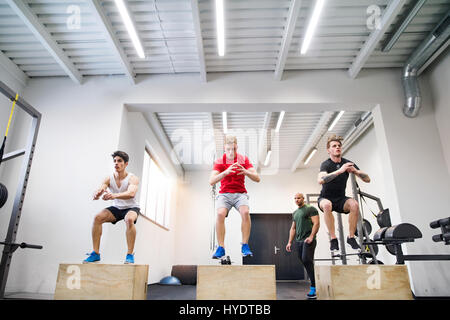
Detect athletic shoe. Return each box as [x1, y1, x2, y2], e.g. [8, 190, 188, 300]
[330, 238, 339, 251]
[124, 253, 135, 264]
[347, 236, 360, 250]
[241, 243, 253, 257]
[306, 287, 317, 300]
[212, 246, 225, 259]
[83, 251, 100, 263]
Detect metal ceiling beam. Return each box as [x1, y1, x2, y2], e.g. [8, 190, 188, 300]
[381, 0, 427, 52]
[146, 112, 185, 177]
[207, 112, 220, 158]
[86, 0, 136, 84]
[348, 0, 406, 79]
[342, 112, 374, 155]
[274, 0, 302, 81]
[256, 112, 272, 169]
[418, 37, 450, 75]
[5, 0, 83, 84]
[0, 51, 28, 87]
[191, 0, 207, 82]
[290, 111, 333, 172]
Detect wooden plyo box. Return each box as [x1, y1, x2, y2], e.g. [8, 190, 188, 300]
[315, 265, 413, 300]
[196, 265, 276, 300]
[54, 263, 149, 300]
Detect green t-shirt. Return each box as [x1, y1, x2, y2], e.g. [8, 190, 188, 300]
[292, 204, 319, 241]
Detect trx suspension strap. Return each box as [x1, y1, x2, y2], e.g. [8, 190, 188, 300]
[0, 93, 18, 166]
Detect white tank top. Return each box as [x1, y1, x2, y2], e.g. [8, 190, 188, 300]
[109, 172, 139, 209]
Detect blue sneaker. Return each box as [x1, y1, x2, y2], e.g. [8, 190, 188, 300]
[212, 246, 225, 259]
[83, 251, 100, 263]
[124, 253, 134, 264]
[241, 243, 253, 257]
[307, 286, 317, 299]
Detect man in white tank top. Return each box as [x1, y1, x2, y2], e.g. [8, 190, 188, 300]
[83, 151, 140, 264]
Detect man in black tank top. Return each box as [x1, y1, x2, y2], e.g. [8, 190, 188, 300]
[317, 135, 371, 251]
[83, 151, 141, 264]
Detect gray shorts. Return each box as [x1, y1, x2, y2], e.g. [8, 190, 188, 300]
[216, 193, 249, 214]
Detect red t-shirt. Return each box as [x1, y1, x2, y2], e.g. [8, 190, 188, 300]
[213, 153, 254, 194]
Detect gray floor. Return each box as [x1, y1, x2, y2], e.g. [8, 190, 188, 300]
[3, 281, 310, 300]
[147, 281, 311, 300]
[3, 292, 54, 300]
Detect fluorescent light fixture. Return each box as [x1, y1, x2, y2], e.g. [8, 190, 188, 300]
[328, 111, 345, 131]
[301, 0, 325, 55]
[222, 111, 227, 134]
[216, 0, 225, 56]
[304, 148, 317, 165]
[275, 111, 285, 133]
[114, 0, 145, 59]
[264, 150, 272, 166]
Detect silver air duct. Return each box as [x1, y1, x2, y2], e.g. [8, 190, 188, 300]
[402, 10, 450, 118]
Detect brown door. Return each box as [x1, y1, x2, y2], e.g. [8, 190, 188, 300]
[243, 213, 305, 280]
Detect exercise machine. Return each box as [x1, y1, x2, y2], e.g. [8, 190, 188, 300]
[364, 217, 450, 264]
[0, 80, 42, 299]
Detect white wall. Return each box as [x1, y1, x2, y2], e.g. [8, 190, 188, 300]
[373, 84, 450, 296]
[0, 67, 448, 296]
[426, 48, 450, 174]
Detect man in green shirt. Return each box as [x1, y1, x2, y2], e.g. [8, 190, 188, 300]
[286, 193, 320, 299]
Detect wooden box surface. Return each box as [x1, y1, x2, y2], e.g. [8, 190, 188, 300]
[54, 263, 149, 300]
[315, 265, 413, 300]
[196, 265, 276, 300]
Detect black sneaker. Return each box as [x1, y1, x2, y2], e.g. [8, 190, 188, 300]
[330, 238, 339, 251]
[347, 236, 360, 249]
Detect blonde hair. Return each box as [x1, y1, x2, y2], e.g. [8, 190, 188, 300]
[326, 134, 343, 149]
[224, 135, 237, 145]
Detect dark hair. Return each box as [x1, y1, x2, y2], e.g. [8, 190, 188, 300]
[326, 134, 343, 149]
[111, 151, 129, 163]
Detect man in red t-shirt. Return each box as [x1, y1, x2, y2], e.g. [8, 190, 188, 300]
[209, 135, 261, 259]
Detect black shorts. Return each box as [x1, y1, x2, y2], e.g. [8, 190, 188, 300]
[317, 196, 352, 214]
[105, 206, 140, 225]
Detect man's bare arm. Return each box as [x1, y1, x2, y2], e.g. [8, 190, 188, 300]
[209, 163, 239, 186]
[244, 167, 260, 183]
[309, 215, 320, 239]
[355, 170, 370, 183]
[288, 221, 296, 245]
[318, 162, 354, 185]
[93, 176, 110, 200]
[286, 221, 296, 252]
[209, 170, 226, 186]
[318, 171, 339, 184]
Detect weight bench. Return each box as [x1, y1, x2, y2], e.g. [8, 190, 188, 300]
[365, 221, 450, 264]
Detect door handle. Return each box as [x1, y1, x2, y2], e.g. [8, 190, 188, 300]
[274, 246, 280, 254]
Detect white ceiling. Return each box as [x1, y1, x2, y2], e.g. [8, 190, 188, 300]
[0, 0, 447, 173]
[0, 0, 448, 84]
